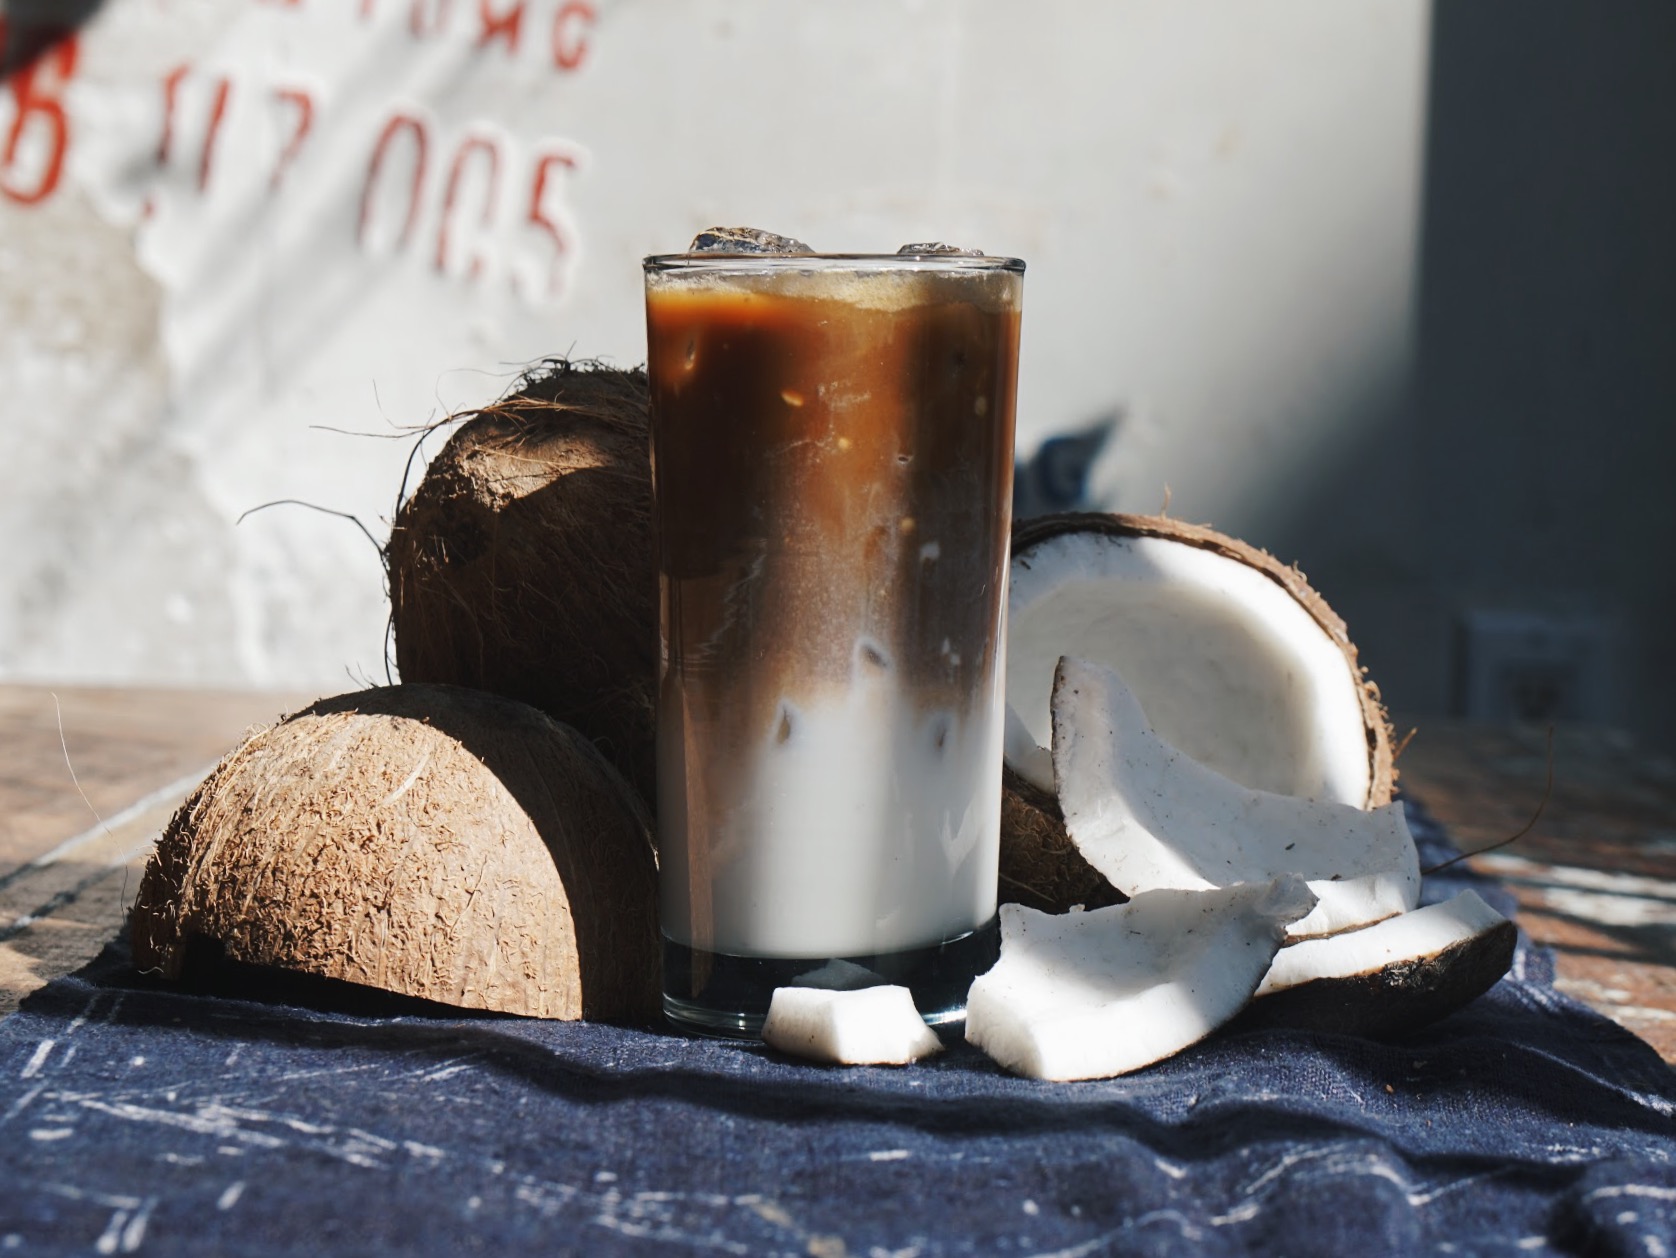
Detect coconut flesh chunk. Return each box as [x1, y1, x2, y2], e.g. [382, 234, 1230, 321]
[762, 986, 943, 1065]
[1052, 656, 1420, 940]
[966, 877, 1317, 1081]
[1008, 524, 1381, 806]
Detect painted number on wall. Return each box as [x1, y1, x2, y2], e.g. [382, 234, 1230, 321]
[358, 114, 583, 298]
[0, 20, 80, 206]
[3, 3, 592, 301]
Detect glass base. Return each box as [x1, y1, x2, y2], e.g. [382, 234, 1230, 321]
[662, 918, 1001, 1039]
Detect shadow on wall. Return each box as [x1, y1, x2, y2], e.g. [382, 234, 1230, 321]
[0, 1, 103, 78]
[1244, 0, 1676, 755]
[1013, 413, 1121, 521]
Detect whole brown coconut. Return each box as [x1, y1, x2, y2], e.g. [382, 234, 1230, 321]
[1000, 512, 1397, 915]
[130, 684, 661, 1023]
[386, 361, 656, 802]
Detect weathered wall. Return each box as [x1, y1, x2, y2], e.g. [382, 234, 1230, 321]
[4, 3, 1440, 709]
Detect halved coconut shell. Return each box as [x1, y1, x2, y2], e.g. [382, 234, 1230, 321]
[1001, 512, 1396, 913]
[130, 684, 661, 1022]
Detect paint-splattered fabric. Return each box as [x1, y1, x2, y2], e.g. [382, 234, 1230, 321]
[1, 803, 1672, 1256]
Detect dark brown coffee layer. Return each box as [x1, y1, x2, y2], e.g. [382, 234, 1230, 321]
[647, 271, 1018, 730]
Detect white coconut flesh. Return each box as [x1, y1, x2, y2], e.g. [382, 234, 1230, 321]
[1008, 531, 1372, 804]
[761, 986, 943, 1065]
[1256, 890, 1510, 997]
[1052, 656, 1420, 940]
[965, 877, 1317, 1081]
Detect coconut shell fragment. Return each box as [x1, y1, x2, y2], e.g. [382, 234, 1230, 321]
[130, 684, 661, 1023]
[386, 361, 657, 802]
[1234, 890, 1518, 1039]
[1234, 923, 1518, 1039]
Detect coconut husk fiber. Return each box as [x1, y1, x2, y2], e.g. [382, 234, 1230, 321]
[999, 512, 1398, 916]
[386, 360, 657, 803]
[129, 683, 661, 1023]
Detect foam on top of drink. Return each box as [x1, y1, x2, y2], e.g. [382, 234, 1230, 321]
[648, 259, 1022, 315]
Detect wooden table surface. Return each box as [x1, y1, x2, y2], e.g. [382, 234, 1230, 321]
[3, 684, 1673, 1063]
[0, 685, 310, 1014]
[1390, 714, 1676, 1062]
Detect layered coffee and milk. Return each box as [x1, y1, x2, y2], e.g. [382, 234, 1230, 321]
[646, 255, 1022, 977]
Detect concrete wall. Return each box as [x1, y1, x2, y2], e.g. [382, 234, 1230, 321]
[27, 2, 1667, 755]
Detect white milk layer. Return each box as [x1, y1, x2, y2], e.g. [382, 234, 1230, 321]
[659, 657, 1003, 960]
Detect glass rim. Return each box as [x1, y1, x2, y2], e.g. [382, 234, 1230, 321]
[643, 251, 1025, 275]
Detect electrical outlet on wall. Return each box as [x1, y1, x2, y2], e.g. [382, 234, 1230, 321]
[1454, 610, 1615, 725]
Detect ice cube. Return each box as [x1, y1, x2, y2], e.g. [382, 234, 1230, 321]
[896, 242, 984, 256]
[688, 227, 814, 254]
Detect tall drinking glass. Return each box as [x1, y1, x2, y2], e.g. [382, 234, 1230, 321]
[644, 251, 1024, 1037]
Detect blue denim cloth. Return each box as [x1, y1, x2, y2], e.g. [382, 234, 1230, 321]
[1, 802, 1671, 1256]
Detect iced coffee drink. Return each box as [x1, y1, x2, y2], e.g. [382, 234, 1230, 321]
[644, 248, 1023, 1036]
